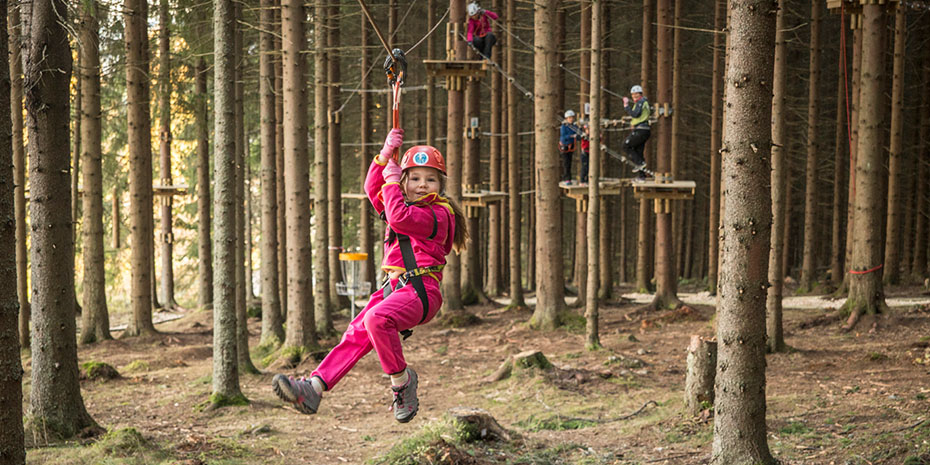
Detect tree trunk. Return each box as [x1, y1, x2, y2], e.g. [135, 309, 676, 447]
[711, 2, 777, 462]
[883, 4, 905, 285]
[844, 4, 887, 330]
[636, 0, 653, 294]
[573, 0, 591, 309]
[196, 58, 213, 309]
[72, 48, 81, 247]
[25, 0, 99, 437]
[913, 44, 930, 279]
[707, 0, 724, 294]
[841, 28, 862, 295]
[282, 0, 315, 350]
[260, 0, 283, 345]
[312, 1, 331, 335]
[487, 2, 503, 297]
[10, 1, 29, 348]
[158, 0, 177, 309]
[799, 0, 821, 292]
[274, 0, 287, 319]
[441, 0, 466, 313]
[0, 0, 25, 458]
[213, 0, 244, 403]
[79, 0, 111, 345]
[233, 5, 257, 375]
[359, 13, 374, 289]
[506, 0, 525, 309]
[650, 0, 680, 311]
[684, 335, 716, 416]
[326, 0, 347, 323]
[462, 75, 485, 305]
[765, 0, 787, 353]
[585, 0, 603, 350]
[830, 59, 846, 288]
[671, 0, 682, 278]
[530, 0, 566, 330]
[124, 0, 156, 336]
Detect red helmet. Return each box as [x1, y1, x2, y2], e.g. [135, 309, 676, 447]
[400, 145, 446, 175]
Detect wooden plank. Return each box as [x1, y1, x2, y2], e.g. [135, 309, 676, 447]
[342, 192, 368, 200]
[423, 59, 489, 78]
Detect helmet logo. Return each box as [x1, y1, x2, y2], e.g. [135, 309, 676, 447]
[413, 152, 429, 165]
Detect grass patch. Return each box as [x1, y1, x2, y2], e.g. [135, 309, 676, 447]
[867, 351, 888, 362]
[514, 413, 598, 432]
[367, 416, 484, 465]
[779, 421, 811, 435]
[252, 339, 281, 368]
[559, 311, 587, 334]
[26, 428, 172, 465]
[123, 360, 150, 373]
[434, 345, 448, 356]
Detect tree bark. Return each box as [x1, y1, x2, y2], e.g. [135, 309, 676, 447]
[274, 0, 287, 319]
[573, 0, 591, 309]
[913, 44, 930, 279]
[25, 0, 98, 436]
[312, 1, 331, 335]
[233, 4, 257, 375]
[487, 1, 503, 297]
[359, 13, 374, 288]
[10, 1, 28, 348]
[883, 4, 905, 285]
[79, 0, 111, 344]
[585, 0, 602, 350]
[442, 0, 466, 312]
[636, 0, 653, 294]
[685, 335, 716, 416]
[326, 0, 347, 323]
[213, 0, 244, 403]
[506, 0, 525, 309]
[765, 0, 787, 353]
[670, 0, 682, 278]
[72, 48, 81, 248]
[283, 0, 315, 350]
[712, 1, 777, 463]
[124, 0, 156, 336]
[196, 58, 213, 309]
[843, 4, 887, 329]
[799, 0, 821, 292]
[260, 0, 283, 345]
[841, 28, 862, 295]
[158, 0, 177, 309]
[530, 0, 566, 330]
[707, 0, 724, 294]
[462, 75, 485, 305]
[649, 0, 680, 311]
[0, 0, 25, 458]
[830, 58, 846, 288]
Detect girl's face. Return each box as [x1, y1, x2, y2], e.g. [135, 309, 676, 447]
[403, 167, 442, 199]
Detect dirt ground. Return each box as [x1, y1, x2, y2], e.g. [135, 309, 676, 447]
[21, 284, 930, 464]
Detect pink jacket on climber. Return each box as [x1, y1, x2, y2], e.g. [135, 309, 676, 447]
[466, 10, 498, 42]
[365, 157, 455, 280]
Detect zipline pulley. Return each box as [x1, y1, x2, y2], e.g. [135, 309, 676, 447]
[383, 48, 407, 88]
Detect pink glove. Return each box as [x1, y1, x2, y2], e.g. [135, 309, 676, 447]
[622, 96, 630, 106]
[379, 128, 405, 162]
[383, 159, 402, 183]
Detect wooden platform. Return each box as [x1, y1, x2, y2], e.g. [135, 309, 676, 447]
[560, 178, 627, 212]
[462, 190, 507, 208]
[152, 185, 189, 196]
[631, 179, 696, 201]
[423, 60, 488, 78]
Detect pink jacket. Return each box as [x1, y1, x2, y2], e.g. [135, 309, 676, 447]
[466, 10, 498, 42]
[365, 158, 455, 280]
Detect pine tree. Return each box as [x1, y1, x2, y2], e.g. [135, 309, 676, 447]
[312, 0, 331, 336]
[10, 0, 29, 349]
[799, 0, 821, 292]
[766, 0, 787, 353]
[196, 56, 213, 309]
[260, 0, 283, 345]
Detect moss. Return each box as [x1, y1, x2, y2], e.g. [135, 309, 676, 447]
[514, 414, 597, 432]
[439, 310, 481, 328]
[123, 360, 150, 373]
[246, 304, 262, 319]
[558, 311, 586, 334]
[461, 285, 479, 306]
[209, 392, 250, 408]
[253, 338, 281, 368]
[80, 361, 120, 380]
[367, 416, 483, 465]
[95, 428, 148, 456]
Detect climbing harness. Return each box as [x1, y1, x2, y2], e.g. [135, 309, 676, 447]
[380, 204, 442, 340]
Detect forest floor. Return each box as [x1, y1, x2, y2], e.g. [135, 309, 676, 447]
[20, 283, 930, 465]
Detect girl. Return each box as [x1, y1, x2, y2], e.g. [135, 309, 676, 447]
[272, 129, 467, 424]
[466, 2, 498, 59]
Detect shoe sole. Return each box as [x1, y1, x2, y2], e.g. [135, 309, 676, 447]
[396, 407, 418, 423]
[272, 374, 316, 414]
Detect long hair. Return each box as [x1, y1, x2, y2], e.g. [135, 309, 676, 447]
[400, 171, 469, 254]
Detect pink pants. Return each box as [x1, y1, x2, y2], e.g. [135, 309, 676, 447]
[311, 278, 442, 390]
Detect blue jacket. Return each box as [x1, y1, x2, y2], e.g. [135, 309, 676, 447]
[559, 123, 579, 151]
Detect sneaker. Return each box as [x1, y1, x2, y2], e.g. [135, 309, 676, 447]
[391, 368, 419, 423]
[632, 172, 648, 184]
[272, 374, 321, 414]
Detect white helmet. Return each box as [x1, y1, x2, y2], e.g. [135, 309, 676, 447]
[630, 85, 643, 94]
[564, 109, 576, 118]
[467, 2, 480, 16]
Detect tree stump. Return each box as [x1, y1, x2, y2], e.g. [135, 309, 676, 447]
[448, 407, 512, 441]
[484, 351, 552, 383]
[684, 335, 716, 416]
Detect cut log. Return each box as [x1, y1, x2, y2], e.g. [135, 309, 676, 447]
[484, 355, 514, 383]
[684, 335, 716, 416]
[448, 407, 512, 441]
[512, 350, 552, 371]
